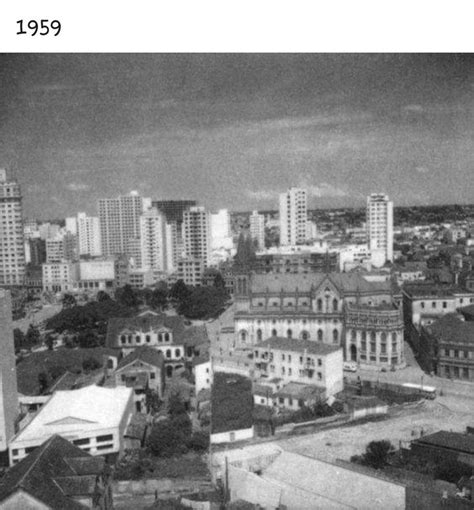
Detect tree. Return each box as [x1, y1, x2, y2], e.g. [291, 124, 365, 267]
[145, 389, 162, 414]
[13, 328, 25, 353]
[150, 288, 168, 311]
[96, 290, 111, 302]
[168, 392, 188, 418]
[146, 419, 189, 457]
[38, 372, 49, 394]
[169, 279, 190, 303]
[44, 334, 55, 351]
[82, 356, 102, 372]
[178, 286, 228, 320]
[213, 272, 226, 290]
[78, 329, 99, 349]
[361, 440, 394, 469]
[25, 324, 41, 349]
[186, 431, 210, 451]
[62, 293, 77, 309]
[115, 285, 139, 308]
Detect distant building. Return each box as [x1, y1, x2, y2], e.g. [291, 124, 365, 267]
[9, 385, 134, 465]
[46, 232, 77, 263]
[42, 261, 79, 293]
[98, 191, 145, 257]
[235, 272, 405, 369]
[176, 257, 205, 286]
[75, 258, 116, 293]
[151, 199, 197, 228]
[139, 207, 174, 273]
[0, 434, 114, 509]
[366, 193, 393, 266]
[76, 212, 102, 257]
[183, 206, 211, 266]
[28, 237, 46, 266]
[279, 187, 307, 246]
[193, 354, 212, 396]
[0, 169, 25, 286]
[249, 210, 265, 251]
[210, 209, 233, 250]
[0, 290, 19, 457]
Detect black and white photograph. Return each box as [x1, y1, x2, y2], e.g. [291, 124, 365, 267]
[1, 47, 474, 510]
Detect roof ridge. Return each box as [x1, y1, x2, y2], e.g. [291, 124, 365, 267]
[15, 434, 58, 489]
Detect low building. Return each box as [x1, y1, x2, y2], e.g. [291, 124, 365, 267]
[105, 345, 165, 412]
[106, 310, 207, 377]
[42, 262, 79, 293]
[253, 336, 343, 398]
[0, 434, 113, 509]
[193, 354, 212, 396]
[420, 314, 474, 380]
[176, 257, 205, 286]
[9, 385, 134, 465]
[410, 430, 474, 468]
[74, 258, 116, 294]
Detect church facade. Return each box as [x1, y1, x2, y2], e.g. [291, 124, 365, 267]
[234, 272, 405, 369]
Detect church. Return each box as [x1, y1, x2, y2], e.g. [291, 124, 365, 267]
[234, 272, 405, 369]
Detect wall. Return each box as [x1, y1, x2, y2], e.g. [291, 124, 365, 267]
[210, 426, 254, 445]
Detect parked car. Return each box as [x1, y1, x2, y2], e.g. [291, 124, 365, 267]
[343, 361, 357, 372]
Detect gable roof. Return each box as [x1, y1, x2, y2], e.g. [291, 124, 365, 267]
[249, 272, 396, 296]
[116, 345, 164, 371]
[0, 435, 105, 509]
[414, 430, 474, 454]
[106, 313, 187, 348]
[257, 336, 341, 356]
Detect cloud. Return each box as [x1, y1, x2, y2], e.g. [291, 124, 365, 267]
[415, 166, 431, 174]
[65, 182, 91, 192]
[245, 189, 277, 201]
[306, 183, 349, 198]
[403, 104, 424, 113]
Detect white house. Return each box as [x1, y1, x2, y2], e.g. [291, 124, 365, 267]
[9, 385, 134, 465]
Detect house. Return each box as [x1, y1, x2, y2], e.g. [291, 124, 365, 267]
[410, 430, 474, 468]
[105, 310, 208, 377]
[9, 385, 134, 465]
[253, 336, 343, 398]
[0, 434, 113, 509]
[193, 353, 212, 396]
[210, 372, 254, 445]
[105, 345, 165, 412]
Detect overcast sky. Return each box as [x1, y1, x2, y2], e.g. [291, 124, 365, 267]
[0, 54, 473, 219]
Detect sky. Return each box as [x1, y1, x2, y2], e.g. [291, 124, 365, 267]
[0, 53, 473, 219]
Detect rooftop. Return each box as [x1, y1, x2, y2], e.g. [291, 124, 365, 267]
[11, 385, 133, 445]
[425, 314, 474, 345]
[257, 336, 341, 356]
[274, 382, 324, 400]
[0, 435, 106, 510]
[116, 344, 164, 370]
[413, 430, 474, 454]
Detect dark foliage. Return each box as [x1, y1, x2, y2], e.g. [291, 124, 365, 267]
[186, 431, 210, 451]
[433, 458, 472, 483]
[82, 356, 102, 372]
[211, 372, 253, 434]
[62, 293, 77, 309]
[353, 440, 394, 469]
[178, 286, 228, 320]
[13, 328, 26, 353]
[38, 371, 49, 394]
[169, 279, 190, 302]
[115, 284, 139, 308]
[96, 290, 111, 302]
[234, 233, 256, 267]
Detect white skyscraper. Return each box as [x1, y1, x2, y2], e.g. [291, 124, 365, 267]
[249, 210, 265, 251]
[279, 187, 308, 246]
[210, 209, 233, 250]
[139, 208, 175, 273]
[366, 193, 393, 265]
[77, 213, 102, 257]
[98, 191, 145, 257]
[0, 169, 25, 286]
[183, 206, 211, 266]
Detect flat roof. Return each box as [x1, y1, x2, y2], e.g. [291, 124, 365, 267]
[11, 385, 133, 445]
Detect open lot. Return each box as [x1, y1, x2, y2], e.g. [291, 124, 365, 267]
[277, 395, 474, 463]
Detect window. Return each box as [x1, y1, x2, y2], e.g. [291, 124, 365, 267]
[318, 358, 322, 366]
[25, 447, 38, 454]
[120, 335, 126, 344]
[288, 368, 292, 376]
[281, 367, 285, 375]
[299, 356, 303, 364]
[175, 348, 181, 357]
[370, 331, 376, 353]
[272, 329, 277, 337]
[150, 372, 156, 379]
[229, 432, 236, 442]
[317, 329, 323, 342]
[442, 301, 447, 309]
[301, 330, 309, 340]
[136, 335, 141, 343]
[73, 438, 90, 446]
[317, 299, 323, 311]
[351, 330, 356, 342]
[97, 444, 113, 451]
[96, 434, 113, 442]
[164, 332, 170, 342]
[282, 354, 285, 361]
[166, 349, 171, 359]
[287, 329, 293, 339]
[288, 355, 292, 363]
[420, 302, 425, 309]
[380, 332, 387, 354]
[432, 301, 436, 308]
[146, 335, 151, 343]
[317, 372, 322, 380]
[256, 329, 262, 341]
[332, 298, 338, 312]
[333, 329, 338, 344]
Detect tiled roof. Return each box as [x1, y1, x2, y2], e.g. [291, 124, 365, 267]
[257, 336, 341, 356]
[0, 435, 104, 509]
[414, 430, 474, 454]
[426, 314, 474, 345]
[116, 345, 164, 370]
[106, 313, 186, 347]
[274, 382, 324, 399]
[249, 272, 395, 295]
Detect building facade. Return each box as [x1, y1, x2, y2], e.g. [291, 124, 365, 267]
[0, 169, 25, 286]
[279, 187, 307, 246]
[249, 210, 265, 251]
[77, 212, 102, 257]
[139, 207, 174, 273]
[98, 191, 145, 257]
[0, 290, 19, 455]
[182, 206, 211, 266]
[234, 272, 405, 369]
[366, 193, 393, 265]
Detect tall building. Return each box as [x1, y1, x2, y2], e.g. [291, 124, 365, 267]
[139, 208, 174, 273]
[151, 200, 197, 227]
[366, 193, 393, 265]
[98, 191, 144, 257]
[0, 289, 19, 454]
[183, 206, 211, 266]
[279, 187, 308, 246]
[249, 210, 265, 251]
[45, 233, 77, 263]
[0, 169, 25, 286]
[210, 209, 233, 250]
[76, 212, 101, 257]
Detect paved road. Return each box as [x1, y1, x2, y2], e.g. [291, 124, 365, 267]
[12, 304, 62, 333]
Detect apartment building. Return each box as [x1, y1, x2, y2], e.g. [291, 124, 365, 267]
[279, 187, 307, 246]
[367, 193, 393, 265]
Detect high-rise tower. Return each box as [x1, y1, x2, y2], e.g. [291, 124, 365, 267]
[0, 169, 25, 286]
[366, 193, 393, 265]
[279, 187, 308, 246]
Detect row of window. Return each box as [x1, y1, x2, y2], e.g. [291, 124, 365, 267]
[245, 328, 339, 343]
[120, 332, 171, 344]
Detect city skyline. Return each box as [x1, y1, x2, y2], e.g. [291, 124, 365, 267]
[1, 53, 474, 218]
